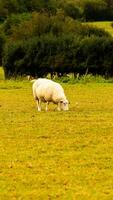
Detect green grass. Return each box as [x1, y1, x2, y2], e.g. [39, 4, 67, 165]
[84, 21, 113, 37]
[0, 68, 113, 199]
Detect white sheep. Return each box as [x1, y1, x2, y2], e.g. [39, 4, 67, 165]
[32, 78, 69, 111]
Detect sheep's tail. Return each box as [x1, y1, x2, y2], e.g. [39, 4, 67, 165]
[30, 79, 37, 83]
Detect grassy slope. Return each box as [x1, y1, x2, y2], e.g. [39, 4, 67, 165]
[0, 68, 113, 199]
[85, 21, 113, 37]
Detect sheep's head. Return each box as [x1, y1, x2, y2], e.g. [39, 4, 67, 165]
[60, 99, 69, 111]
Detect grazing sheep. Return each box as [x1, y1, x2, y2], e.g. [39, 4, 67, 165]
[32, 78, 69, 111]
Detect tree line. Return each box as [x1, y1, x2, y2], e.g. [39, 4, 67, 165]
[0, 0, 113, 22]
[0, 0, 113, 78]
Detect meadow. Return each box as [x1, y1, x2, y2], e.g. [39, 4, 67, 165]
[85, 21, 113, 37]
[0, 68, 113, 199]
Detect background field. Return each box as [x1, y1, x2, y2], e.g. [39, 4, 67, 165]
[0, 68, 113, 199]
[85, 21, 113, 37]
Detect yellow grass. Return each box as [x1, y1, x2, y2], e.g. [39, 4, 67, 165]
[85, 21, 113, 37]
[0, 68, 113, 199]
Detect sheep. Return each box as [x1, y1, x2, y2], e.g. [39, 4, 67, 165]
[32, 78, 69, 111]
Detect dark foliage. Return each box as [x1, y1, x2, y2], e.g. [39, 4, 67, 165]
[3, 33, 113, 78]
[1, 0, 113, 78]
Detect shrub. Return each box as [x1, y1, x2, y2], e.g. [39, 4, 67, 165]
[3, 41, 26, 78]
[3, 13, 31, 35]
[2, 10, 113, 79]
[0, 30, 6, 65]
[75, 36, 113, 76]
[63, 3, 82, 19]
[83, 0, 113, 21]
[3, 34, 113, 79]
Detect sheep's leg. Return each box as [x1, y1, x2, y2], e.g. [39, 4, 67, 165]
[45, 102, 49, 111]
[38, 99, 42, 111]
[36, 99, 41, 111]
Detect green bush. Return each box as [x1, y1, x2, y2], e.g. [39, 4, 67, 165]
[4, 11, 110, 41]
[1, 0, 113, 22]
[75, 36, 113, 76]
[3, 33, 113, 79]
[83, 0, 113, 21]
[0, 0, 57, 20]
[3, 13, 31, 35]
[0, 31, 6, 65]
[2, 9, 113, 79]
[3, 41, 26, 78]
[63, 3, 82, 20]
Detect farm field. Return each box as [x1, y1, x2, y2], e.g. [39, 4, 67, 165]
[0, 68, 113, 199]
[85, 21, 113, 37]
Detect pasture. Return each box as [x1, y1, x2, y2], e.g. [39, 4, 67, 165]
[85, 21, 113, 37]
[0, 68, 113, 199]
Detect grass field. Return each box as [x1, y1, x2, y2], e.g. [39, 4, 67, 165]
[0, 68, 113, 199]
[85, 21, 113, 37]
